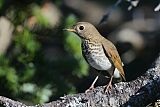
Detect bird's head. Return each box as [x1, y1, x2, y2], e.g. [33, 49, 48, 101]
[64, 22, 100, 39]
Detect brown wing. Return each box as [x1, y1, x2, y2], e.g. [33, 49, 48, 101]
[101, 38, 126, 81]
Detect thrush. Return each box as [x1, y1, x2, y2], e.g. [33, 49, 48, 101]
[64, 22, 125, 93]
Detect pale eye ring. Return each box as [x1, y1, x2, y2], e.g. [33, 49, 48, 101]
[79, 25, 84, 30]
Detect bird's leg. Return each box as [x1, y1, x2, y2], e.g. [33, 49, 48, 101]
[104, 67, 116, 93]
[105, 75, 113, 92]
[85, 75, 99, 93]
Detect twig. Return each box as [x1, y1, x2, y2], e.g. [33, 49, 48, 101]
[154, 3, 160, 12]
[99, 0, 123, 25]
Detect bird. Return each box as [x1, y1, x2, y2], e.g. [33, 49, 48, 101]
[64, 22, 125, 93]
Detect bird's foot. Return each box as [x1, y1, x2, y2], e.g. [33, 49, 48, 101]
[85, 76, 99, 93]
[104, 82, 112, 93]
[85, 86, 94, 93]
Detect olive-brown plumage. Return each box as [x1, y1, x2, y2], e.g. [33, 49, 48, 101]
[65, 22, 125, 92]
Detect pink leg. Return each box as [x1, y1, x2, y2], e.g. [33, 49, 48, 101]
[104, 75, 113, 93]
[85, 76, 99, 93]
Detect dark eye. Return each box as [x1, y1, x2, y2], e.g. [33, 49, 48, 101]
[79, 25, 84, 30]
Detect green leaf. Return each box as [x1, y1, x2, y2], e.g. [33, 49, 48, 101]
[64, 15, 89, 77]
[32, 5, 49, 27]
[21, 83, 36, 93]
[20, 62, 35, 81]
[14, 28, 40, 54]
[6, 67, 19, 93]
[35, 85, 52, 103]
[65, 14, 77, 27]
[0, 0, 4, 9]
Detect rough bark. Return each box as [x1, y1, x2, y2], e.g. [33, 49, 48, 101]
[0, 54, 160, 107]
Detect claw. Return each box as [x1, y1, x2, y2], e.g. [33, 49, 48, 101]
[85, 76, 99, 93]
[104, 76, 113, 93]
[85, 86, 94, 93]
[104, 82, 112, 93]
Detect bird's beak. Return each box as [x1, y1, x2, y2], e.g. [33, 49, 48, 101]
[63, 28, 76, 33]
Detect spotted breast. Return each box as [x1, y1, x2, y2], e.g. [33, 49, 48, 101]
[81, 39, 112, 71]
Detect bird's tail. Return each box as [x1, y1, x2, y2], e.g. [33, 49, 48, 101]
[113, 68, 125, 82]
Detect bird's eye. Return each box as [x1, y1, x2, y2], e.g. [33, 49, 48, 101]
[79, 25, 84, 30]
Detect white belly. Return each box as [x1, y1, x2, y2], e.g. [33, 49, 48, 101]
[89, 54, 111, 70]
[85, 47, 112, 71]
[82, 39, 121, 78]
[87, 52, 121, 78]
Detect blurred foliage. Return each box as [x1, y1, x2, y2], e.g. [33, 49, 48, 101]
[64, 15, 89, 77]
[32, 5, 50, 27]
[0, 0, 4, 9]
[0, 0, 89, 104]
[0, 0, 158, 105]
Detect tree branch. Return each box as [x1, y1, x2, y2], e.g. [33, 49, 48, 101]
[99, 0, 122, 25]
[0, 54, 160, 107]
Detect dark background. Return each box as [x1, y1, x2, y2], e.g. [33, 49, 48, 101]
[0, 0, 159, 104]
